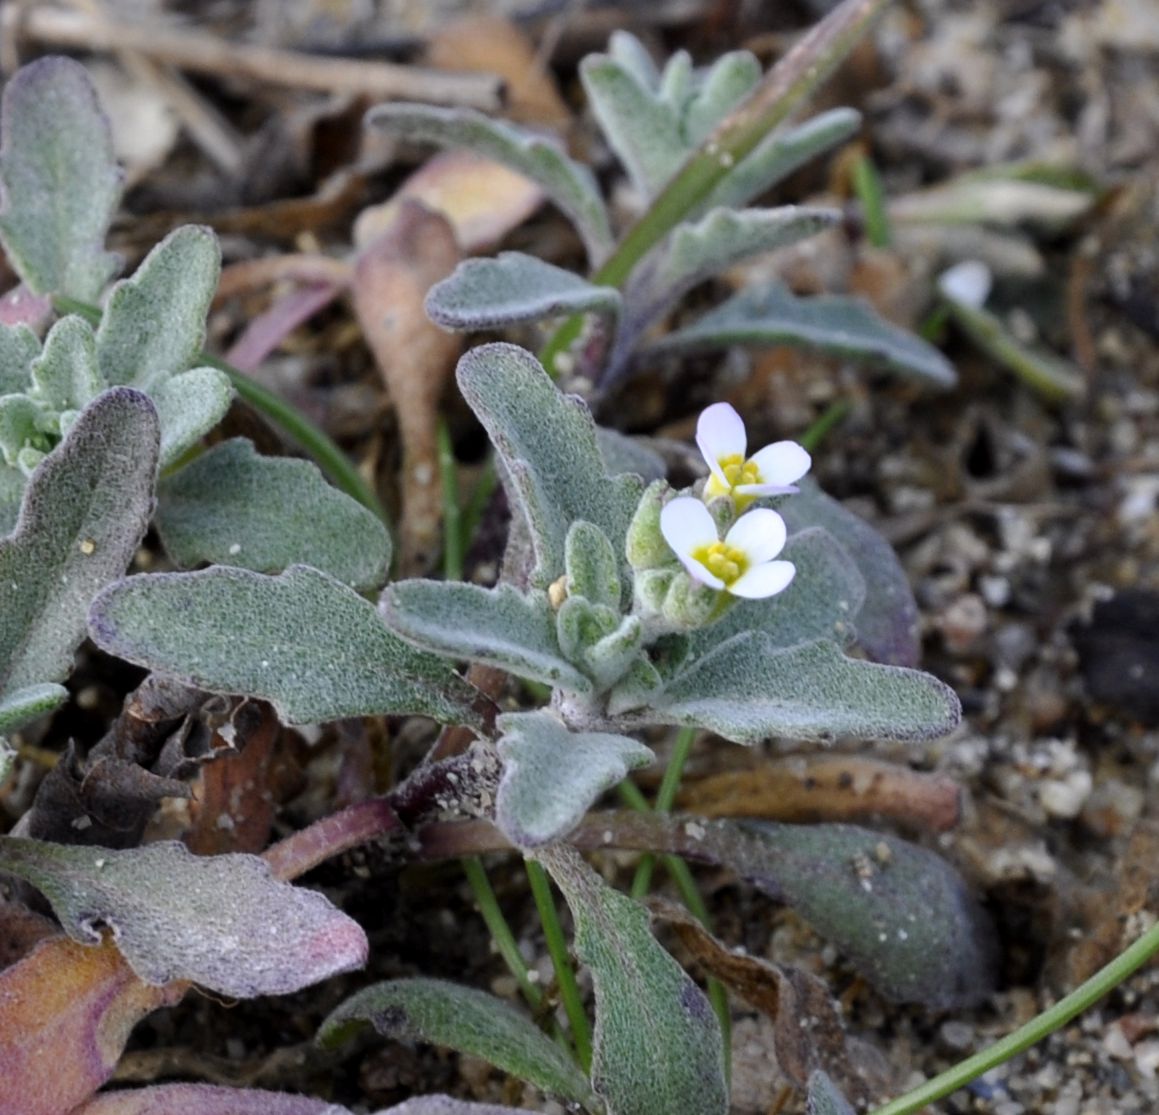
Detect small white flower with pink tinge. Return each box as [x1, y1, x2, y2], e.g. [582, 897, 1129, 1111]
[696, 402, 811, 509]
[660, 497, 795, 599]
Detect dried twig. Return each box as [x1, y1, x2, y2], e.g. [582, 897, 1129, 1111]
[5, 6, 504, 110]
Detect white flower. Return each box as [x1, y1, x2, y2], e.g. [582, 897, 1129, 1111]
[696, 402, 811, 508]
[660, 497, 795, 599]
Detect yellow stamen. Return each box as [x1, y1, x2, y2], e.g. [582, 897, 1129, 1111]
[691, 540, 748, 585]
[706, 454, 762, 503]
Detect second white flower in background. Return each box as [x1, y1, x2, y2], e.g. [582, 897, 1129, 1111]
[660, 497, 795, 600]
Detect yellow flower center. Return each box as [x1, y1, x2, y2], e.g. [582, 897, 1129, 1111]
[719, 453, 762, 487]
[691, 540, 748, 585]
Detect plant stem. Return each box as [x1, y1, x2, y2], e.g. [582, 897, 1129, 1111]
[851, 151, 892, 248]
[526, 858, 593, 1072]
[871, 918, 1159, 1115]
[52, 295, 388, 522]
[799, 399, 852, 453]
[437, 419, 464, 581]
[629, 727, 697, 898]
[462, 855, 544, 1010]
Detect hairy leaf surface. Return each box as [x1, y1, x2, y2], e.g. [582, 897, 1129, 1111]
[89, 565, 485, 727]
[157, 438, 390, 590]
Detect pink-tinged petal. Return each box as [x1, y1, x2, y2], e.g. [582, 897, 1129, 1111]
[749, 441, 811, 487]
[729, 560, 796, 599]
[696, 403, 746, 485]
[660, 497, 718, 558]
[724, 508, 787, 564]
[677, 552, 725, 590]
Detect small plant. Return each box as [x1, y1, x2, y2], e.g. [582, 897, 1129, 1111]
[6, 6, 1138, 1115]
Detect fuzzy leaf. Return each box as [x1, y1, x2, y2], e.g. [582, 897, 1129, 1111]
[0, 322, 39, 393]
[0, 736, 13, 783]
[89, 565, 486, 728]
[807, 1072, 857, 1115]
[580, 53, 686, 199]
[74, 1085, 369, 1115]
[653, 207, 839, 305]
[457, 343, 643, 587]
[685, 527, 865, 661]
[641, 636, 960, 744]
[150, 366, 234, 468]
[96, 225, 220, 389]
[682, 51, 762, 146]
[30, 316, 102, 421]
[0, 936, 180, 1115]
[695, 108, 862, 216]
[157, 438, 390, 590]
[781, 480, 921, 666]
[537, 843, 728, 1115]
[596, 427, 667, 483]
[0, 837, 367, 997]
[380, 1102, 528, 1115]
[566, 520, 621, 609]
[0, 682, 68, 735]
[381, 580, 592, 693]
[725, 821, 997, 1008]
[426, 252, 620, 330]
[367, 104, 612, 264]
[318, 977, 597, 1109]
[495, 710, 652, 848]
[650, 282, 956, 386]
[0, 388, 158, 697]
[0, 57, 121, 301]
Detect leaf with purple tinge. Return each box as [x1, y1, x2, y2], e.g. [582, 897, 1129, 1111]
[0, 837, 367, 998]
[71, 1083, 373, 1115]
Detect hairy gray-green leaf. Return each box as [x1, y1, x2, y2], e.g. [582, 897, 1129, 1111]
[319, 978, 597, 1109]
[580, 53, 685, 199]
[0, 57, 122, 301]
[781, 480, 920, 667]
[655, 207, 839, 305]
[566, 520, 621, 609]
[381, 580, 591, 693]
[380, 1100, 532, 1115]
[30, 315, 103, 417]
[0, 682, 68, 735]
[0, 836, 367, 997]
[0, 322, 39, 393]
[684, 527, 865, 661]
[457, 344, 643, 587]
[722, 821, 996, 1008]
[683, 53, 761, 144]
[807, 1072, 857, 1115]
[89, 565, 485, 728]
[157, 438, 389, 590]
[0, 737, 12, 784]
[0, 465, 24, 534]
[608, 30, 661, 88]
[640, 635, 960, 744]
[96, 225, 220, 389]
[426, 253, 620, 331]
[496, 710, 652, 848]
[75, 1085, 370, 1115]
[0, 388, 158, 698]
[596, 427, 666, 484]
[367, 104, 612, 264]
[537, 843, 727, 1115]
[649, 282, 956, 387]
[0, 393, 47, 471]
[695, 108, 862, 217]
[150, 366, 234, 468]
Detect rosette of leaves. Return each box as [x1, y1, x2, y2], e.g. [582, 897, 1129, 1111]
[0, 58, 389, 594]
[368, 31, 955, 391]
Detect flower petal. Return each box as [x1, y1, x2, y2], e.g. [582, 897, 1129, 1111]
[696, 403, 746, 486]
[734, 481, 799, 499]
[660, 496, 718, 558]
[729, 560, 796, 599]
[724, 507, 787, 564]
[679, 554, 725, 590]
[749, 441, 811, 487]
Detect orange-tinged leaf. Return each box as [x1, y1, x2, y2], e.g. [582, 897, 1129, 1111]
[0, 935, 185, 1115]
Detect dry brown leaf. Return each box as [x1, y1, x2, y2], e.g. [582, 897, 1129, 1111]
[678, 754, 962, 832]
[648, 898, 875, 1104]
[426, 15, 571, 128]
[352, 200, 462, 576]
